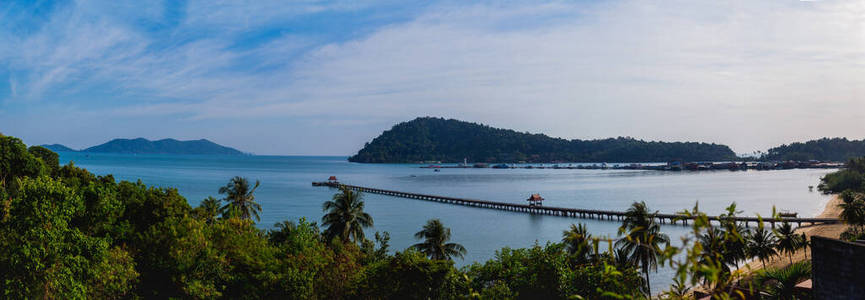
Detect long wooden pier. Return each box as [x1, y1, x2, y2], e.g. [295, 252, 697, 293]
[313, 182, 840, 227]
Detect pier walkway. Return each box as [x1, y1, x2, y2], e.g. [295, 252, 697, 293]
[313, 182, 840, 227]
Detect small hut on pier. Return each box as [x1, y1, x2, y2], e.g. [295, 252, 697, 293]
[526, 193, 544, 206]
[328, 176, 339, 184]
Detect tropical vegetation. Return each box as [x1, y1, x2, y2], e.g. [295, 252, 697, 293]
[411, 219, 467, 261]
[763, 137, 865, 162]
[754, 261, 812, 300]
[562, 223, 593, 263]
[746, 223, 778, 268]
[616, 201, 669, 296]
[0, 131, 645, 298]
[219, 176, 262, 221]
[821, 157, 865, 242]
[321, 188, 374, 243]
[3, 133, 848, 299]
[349, 117, 738, 163]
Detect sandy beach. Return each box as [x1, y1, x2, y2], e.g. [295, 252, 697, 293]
[739, 195, 846, 273]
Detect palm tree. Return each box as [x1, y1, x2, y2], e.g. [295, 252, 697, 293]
[562, 223, 592, 263]
[321, 188, 373, 243]
[798, 233, 810, 260]
[724, 228, 748, 269]
[755, 261, 811, 300]
[839, 191, 865, 228]
[219, 176, 262, 221]
[616, 201, 669, 296]
[719, 204, 748, 269]
[411, 219, 467, 260]
[774, 222, 800, 265]
[269, 220, 297, 245]
[618, 201, 654, 236]
[613, 247, 631, 269]
[665, 277, 690, 299]
[746, 224, 778, 268]
[698, 226, 731, 277]
[196, 196, 222, 224]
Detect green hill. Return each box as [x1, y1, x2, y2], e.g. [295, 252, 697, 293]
[349, 117, 737, 163]
[83, 138, 246, 155]
[762, 137, 865, 161]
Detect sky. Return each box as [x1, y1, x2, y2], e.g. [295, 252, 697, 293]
[1, 0, 865, 155]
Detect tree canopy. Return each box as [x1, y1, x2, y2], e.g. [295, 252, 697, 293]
[763, 137, 865, 161]
[349, 117, 737, 163]
[0, 132, 825, 299]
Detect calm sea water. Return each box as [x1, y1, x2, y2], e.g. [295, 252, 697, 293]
[57, 153, 834, 292]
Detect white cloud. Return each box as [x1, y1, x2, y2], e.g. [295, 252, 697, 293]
[3, 0, 865, 154]
[269, 0, 865, 152]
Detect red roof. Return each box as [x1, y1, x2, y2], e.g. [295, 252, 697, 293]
[527, 194, 544, 201]
[328, 176, 338, 181]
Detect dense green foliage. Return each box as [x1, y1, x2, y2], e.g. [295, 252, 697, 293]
[822, 161, 865, 242]
[82, 137, 245, 155]
[28, 145, 60, 174]
[763, 137, 865, 161]
[0, 134, 647, 299]
[349, 117, 737, 163]
[0, 136, 47, 186]
[818, 157, 865, 194]
[754, 261, 812, 300]
[465, 243, 644, 299]
[2, 133, 823, 299]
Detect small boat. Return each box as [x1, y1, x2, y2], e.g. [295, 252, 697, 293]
[492, 164, 510, 169]
[433, 169, 440, 172]
[778, 211, 797, 218]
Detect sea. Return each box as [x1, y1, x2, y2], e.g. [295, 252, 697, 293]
[57, 153, 835, 292]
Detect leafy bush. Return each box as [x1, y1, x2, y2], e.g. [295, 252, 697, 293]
[819, 157, 865, 193]
[464, 243, 643, 299]
[818, 169, 865, 193]
[840, 226, 865, 242]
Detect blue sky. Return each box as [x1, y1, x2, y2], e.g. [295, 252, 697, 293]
[2, 0, 865, 155]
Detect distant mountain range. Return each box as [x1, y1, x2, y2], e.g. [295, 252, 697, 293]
[349, 117, 738, 163]
[41, 144, 77, 152]
[42, 138, 246, 155]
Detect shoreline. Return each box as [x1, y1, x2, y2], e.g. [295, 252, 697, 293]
[739, 194, 846, 274]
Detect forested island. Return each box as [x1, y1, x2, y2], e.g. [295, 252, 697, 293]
[42, 138, 246, 155]
[761, 138, 865, 162]
[349, 117, 737, 163]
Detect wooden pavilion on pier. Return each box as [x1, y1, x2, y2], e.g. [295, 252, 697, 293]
[527, 194, 544, 206]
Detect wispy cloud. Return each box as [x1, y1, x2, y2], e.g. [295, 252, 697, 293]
[1, 0, 864, 154]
